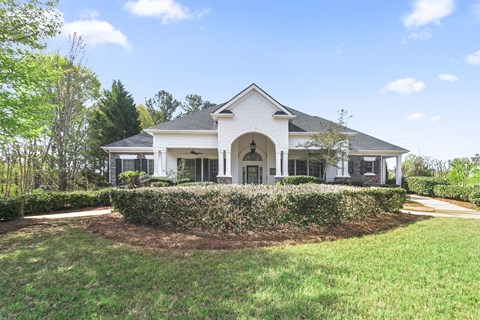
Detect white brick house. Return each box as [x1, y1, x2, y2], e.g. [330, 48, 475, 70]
[102, 84, 408, 186]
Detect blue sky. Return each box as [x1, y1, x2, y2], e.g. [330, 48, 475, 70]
[50, 0, 480, 160]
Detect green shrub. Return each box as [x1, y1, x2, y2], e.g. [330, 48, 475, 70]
[0, 197, 24, 221]
[181, 181, 217, 187]
[151, 182, 171, 187]
[433, 185, 472, 202]
[148, 176, 175, 186]
[111, 185, 406, 232]
[22, 189, 112, 214]
[404, 177, 449, 196]
[118, 171, 143, 189]
[470, 188, 480, 207]
[177, 178, 193, 185]
[280, 175, 322, 185]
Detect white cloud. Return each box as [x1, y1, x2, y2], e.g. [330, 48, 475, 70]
[466, 50, 480, 65]
[62, 13, 130, 49]
[430, 115, 442, 122]
[124, 0, 209, 24]
[406, 113, 427, 121]
[438, 73, 459, 82]
[403, 0, 454, 28]
[80, 8, 99, 20]
[408, 30, 432, 40]
[381, 78, 426, 94]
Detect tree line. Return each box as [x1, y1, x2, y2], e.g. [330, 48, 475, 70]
[0, 0, 214, 196]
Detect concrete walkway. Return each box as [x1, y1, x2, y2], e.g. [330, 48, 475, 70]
[401, 195, 480, 219]
[24, 208, 112, 219]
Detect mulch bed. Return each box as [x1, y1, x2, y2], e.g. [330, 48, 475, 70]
[1, 212, 427, 250]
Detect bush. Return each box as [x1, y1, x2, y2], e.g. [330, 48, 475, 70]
[22, 189, 112, 214]
[177, 178, 193, 185]
[280, 175, 322, 185]
[148, 176, 175, 186]
[118, 171, 143, 189]
[181, 181, 217, 187]
[404, 177, 449, 196]
[111, 185, 406, 232]
[151, 182, 171, 187]
[433, 185, 472, 202]
[0, 197, 24, 221]
[471, 188, 480, 207]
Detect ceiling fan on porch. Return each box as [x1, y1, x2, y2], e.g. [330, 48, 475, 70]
[190, 150, 203, 155]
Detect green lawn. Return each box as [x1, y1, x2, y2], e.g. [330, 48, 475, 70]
[1, 218, 480, 319]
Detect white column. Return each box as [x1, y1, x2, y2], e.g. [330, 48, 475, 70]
[396, 155, 402, 186]
[225, 150, 232, 176]
[153, 150, 160, 176]
[282, 151, 289, 177]
[160, 148, 167, 176]
[218, 150, 224, 176]
[275, 150, 281, 176]
[380, 156, 386, 184]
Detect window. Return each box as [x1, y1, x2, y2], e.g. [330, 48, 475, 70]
[243, 152, 262, 161]
[309, 161, 323, 178]
[209, 159, 218, 182]
[122, 159, 135, 172]
[177, 158, 196, 180]
[296, 160, 307, 176]
[362, 157, 376, 175]
[147, 159, 154, 176]
[288, 160, 295, 176]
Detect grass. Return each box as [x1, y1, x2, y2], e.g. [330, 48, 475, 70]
[1, 218, 480, 319]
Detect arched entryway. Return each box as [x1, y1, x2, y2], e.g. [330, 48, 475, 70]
[230, 132, 277, 184]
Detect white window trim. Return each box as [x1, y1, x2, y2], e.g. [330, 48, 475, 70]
[119, 154, 138, 160]
[145, 155, 155, 160]
[363, 157, 376, 175]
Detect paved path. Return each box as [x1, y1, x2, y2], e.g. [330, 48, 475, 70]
[401, 195, 480, 219]
[24, 208, 112, 219]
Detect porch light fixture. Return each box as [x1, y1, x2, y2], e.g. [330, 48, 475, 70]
[250, 136, 256, 153]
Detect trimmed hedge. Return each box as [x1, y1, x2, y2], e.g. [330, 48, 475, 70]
[471, 188, 480, 207]
[403, 177, 449, 196]
[22, 189, 112, 214]
[111, 185, 406, 232]
[0, 197, 24, 221]
[433, 185, 472, 202]
[280, 175, 323, 185]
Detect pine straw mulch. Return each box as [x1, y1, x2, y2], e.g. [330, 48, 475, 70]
[1, 211, 427, 250]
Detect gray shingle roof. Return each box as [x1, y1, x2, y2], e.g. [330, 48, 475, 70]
[104, 101, 407, 153]
[102, 133, 153, 148]
[147, 104, 224, 131]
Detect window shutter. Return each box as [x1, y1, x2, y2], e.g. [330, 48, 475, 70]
[348, 160, 354, 175]
[195, 158, 202, 181]
[203, 159, 209, 181]
[115, 159, 122, 186]
[360, 161, 366, 174]
[141, 159, 147, 174]
[374, 160, 380, 174]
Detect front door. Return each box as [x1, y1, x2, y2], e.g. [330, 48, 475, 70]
[246, 166, 259, 184]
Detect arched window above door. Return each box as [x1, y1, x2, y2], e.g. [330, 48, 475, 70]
[243, 152, 262, 161]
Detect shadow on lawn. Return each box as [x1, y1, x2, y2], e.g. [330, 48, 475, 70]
[0, 225, 354, 319]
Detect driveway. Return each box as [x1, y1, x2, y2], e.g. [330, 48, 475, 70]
[402, 195, 480, 219]
[24, 208, 112, 219]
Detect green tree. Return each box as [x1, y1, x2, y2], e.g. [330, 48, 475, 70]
[145, 90, 180, 124]
[0, 0, 62, 141]
[304, 109, 351, 181]
[401, 154, 432, 177]
[49, 35, 100, 191]
[448, 158, 476, 187]
[181, 94, 203, 115]
[137, 104, 154, 129]
[88, 80, 141, 173]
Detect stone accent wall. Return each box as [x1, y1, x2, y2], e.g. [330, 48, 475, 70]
[109, 153, 152, 186]
[348, 155, 381, 186]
